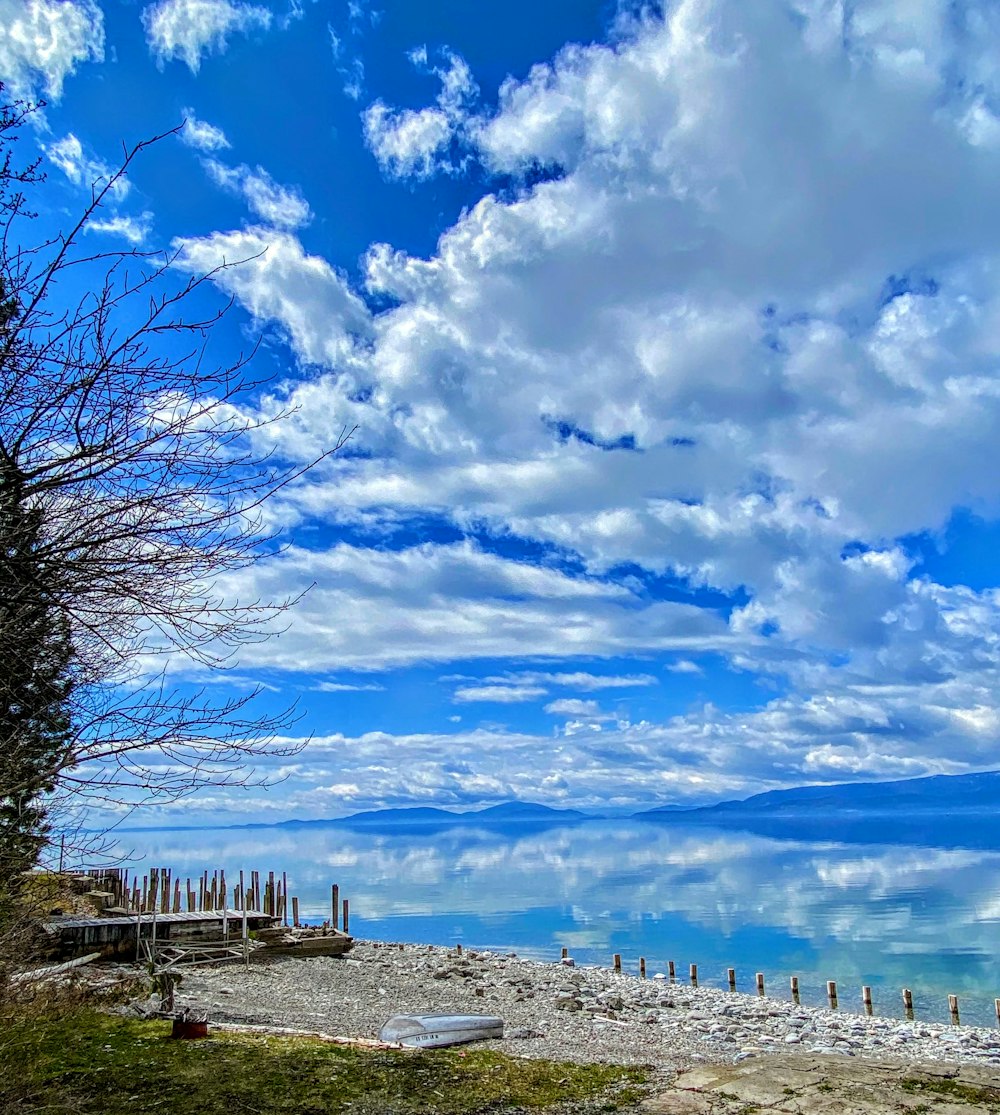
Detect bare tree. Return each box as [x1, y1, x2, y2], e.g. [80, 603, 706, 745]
[0, 88, 350, 893]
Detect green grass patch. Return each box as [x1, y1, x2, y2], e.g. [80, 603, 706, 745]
[0, 1006, 649, 1114]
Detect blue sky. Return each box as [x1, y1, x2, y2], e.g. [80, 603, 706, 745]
[5, 0, 1000, 825]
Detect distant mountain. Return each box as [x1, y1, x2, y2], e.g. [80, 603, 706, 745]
[633, 770, 1000, 850]
[636, 770, 1000, 820]
[336, 801, 590, 831]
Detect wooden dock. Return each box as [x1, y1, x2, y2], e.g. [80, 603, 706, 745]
[42, 910, 277, 960]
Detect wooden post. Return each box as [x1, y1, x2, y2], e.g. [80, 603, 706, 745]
[141, 874, 148, 911]
[995, 998, 1000, 1028]
[667, 960, 675, 982]
[790, 975, 800, 1004]
[689, 963, 697, 986]
[238, 870, 245, 916]
[282, 872, 288, 927]
[292, 897, 300, 928]
[902, 988, 914, 1020]
[162, 870, 171, 914]
[332, 885, 340, 930]
[613, 953, 622, 973]
[268, 871, 275, 916]
[862, 986, 873, 1016]
[173, 878, 181, 913]
[756, 972, 765, 997]
[220, 870, 227, 912]
[252, 870, 260, 911]
[949, 994, 960, 1026]
[727, 967, 736, 991]
[561, 946, 568, 959]
[827, 980, 838, 1010]
[640, 957, 646, 979]
[210, 873, 218, 911]
[342, 898, 349, 934]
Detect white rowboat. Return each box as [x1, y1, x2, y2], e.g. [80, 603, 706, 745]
[378, 1013, 504, 1048]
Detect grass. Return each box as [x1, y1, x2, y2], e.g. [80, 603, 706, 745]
[0, 1003, 650, 1115]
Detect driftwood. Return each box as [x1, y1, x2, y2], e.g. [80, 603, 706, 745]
[11, 951, 102, 984]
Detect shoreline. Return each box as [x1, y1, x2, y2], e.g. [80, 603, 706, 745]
[164, 938, 1000, 1071]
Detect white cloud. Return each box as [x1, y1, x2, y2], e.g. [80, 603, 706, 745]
[203, 159, 313, 229]
[490, 671, 658, 691]
[452, 685, 548, 704]
[667, 660, 703, 675]
[142, 0, 271, 72]
[180, 109, 231, 152]
[85, 211, 154, 244]
[171, 226, 372, 367]
[0, 0, 103, 100]
[43, 133, 130, 200]
[313, 681, 386, 693]
[180, 1, 1000, 786]
[544, 698, 612, 719]
[363, 50, 477, 179]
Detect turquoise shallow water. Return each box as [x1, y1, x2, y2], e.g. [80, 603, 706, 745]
[116, 817, 1000, 1027]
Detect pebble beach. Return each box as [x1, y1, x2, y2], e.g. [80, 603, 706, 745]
[168, 939, 1000, 1072]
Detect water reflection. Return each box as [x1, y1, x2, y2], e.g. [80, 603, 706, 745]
[119, 820, 1000, 1025]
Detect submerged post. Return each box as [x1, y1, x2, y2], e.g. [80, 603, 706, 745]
[902, 988, 914, 1020]
[667, 960, 676, 982]
[827, 981, 838, 1010]
[689, 963, 698, 986]
[640, 957, 646, 979]
[790, 975, 800, 1004]
[613, 953, 622, 973]
[862, 986, 873, 1016]
[949, 995, 960, 1026]
[756, 972, 765, 997]
[727, 967, 736, 991]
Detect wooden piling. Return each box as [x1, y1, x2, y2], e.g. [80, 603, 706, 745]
[238, 871, 245, 916]
[172, 878, 181, 913]
[332, 884, 339, 930]
[689, 963, 698, 986]
[902, 988, 914, 1020]
[342, 898, 349, 935]
[220, 870, 227, 912]
[613, 953, 622, 973]
[640, 957, 646, 979]
[862, 986, 873, 1016]
[995, 998, 1000, 1028]
[282, 872, 288, 927]
[790, 975, 800, 1004]
[827, 980, 838, 1010]
[561, 947, 569, 959]
[949, 994, 960, 1026]
[727, 967, 736, 991]
[756, 972, 765, 997]
[668, 960, 675, 982]
[292, 897, 300, 927]
[268, 871, 275, 916]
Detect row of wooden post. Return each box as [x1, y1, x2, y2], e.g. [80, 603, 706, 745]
[88, 867, 349, 933]
[593, 951, 996, 1027]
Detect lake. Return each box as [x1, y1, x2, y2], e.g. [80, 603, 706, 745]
[116, 815, 1000, 1027]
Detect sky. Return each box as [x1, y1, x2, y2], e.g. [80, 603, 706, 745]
[4, 0, 1000, 825]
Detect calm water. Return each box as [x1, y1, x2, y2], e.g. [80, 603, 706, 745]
[117, 817, 1000, 1027]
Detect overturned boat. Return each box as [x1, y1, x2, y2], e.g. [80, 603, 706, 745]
[379, 1013, 504, 1048]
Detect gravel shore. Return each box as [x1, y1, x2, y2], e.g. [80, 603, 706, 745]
[171, 939, 1000, 1071]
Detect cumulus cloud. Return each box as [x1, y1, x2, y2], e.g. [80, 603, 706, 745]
[171, 226, 371, 367]
[363, 50, 477, 179]
[143, 0, 271, 72]
[0, 0, 103, 100]
[203, 158, 313, 228]
[180, 0, 1000, 789]
[180, 109, 231, 152]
